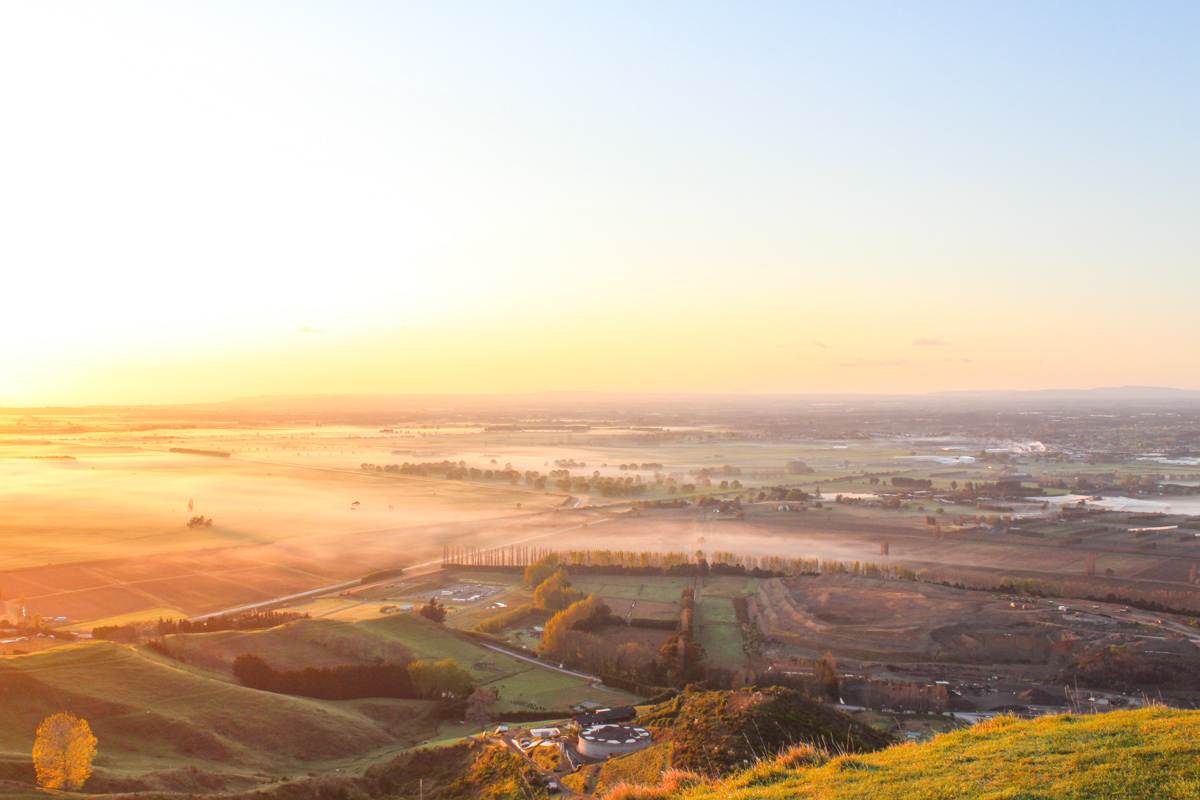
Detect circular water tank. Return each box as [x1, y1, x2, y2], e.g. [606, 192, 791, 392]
[576, 724, 652, 759]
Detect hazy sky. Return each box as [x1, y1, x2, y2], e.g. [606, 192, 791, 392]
[2, 2, 1197, 404]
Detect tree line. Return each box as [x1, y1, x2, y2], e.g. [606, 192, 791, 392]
[657, 587, 705, 685]
[231, 654, 474, 701]
[359, 458, 748, 497]
[157, 610, 308, 635]
[361, 460, 541, 487]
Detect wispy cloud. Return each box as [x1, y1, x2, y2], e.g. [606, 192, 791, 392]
[913, 337, 948, 347]
[835, 359, 906, 368]
[812, 340, 829, 349]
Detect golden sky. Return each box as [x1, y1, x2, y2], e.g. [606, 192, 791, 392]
[2, 4, 1197, 405]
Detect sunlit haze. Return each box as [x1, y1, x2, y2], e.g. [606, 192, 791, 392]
[2, 2, 1197, 405]
[3, 8, 1200, 792]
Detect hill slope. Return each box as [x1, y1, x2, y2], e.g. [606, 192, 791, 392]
[566, 688, 891, 795]
[0, 642, 442, 793]
[636, 687, 892, 772]
[637, 707, 1200, 800]
[163, 614, 635, 712]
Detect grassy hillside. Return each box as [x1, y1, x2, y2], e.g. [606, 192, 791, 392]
[162, 617, 414, 673]
[0, 616, 632, 795]
[355, 615, 637, 710]
[637, 688, 892, 772]
[134, 740, 555, 800]
[616, 707, 1200, 800]
[0, 642, 443, 793]
[165, 613, 636, 712]
[566, 688, 891, 795]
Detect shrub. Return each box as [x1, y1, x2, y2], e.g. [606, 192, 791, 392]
[417, 597, 447, 623]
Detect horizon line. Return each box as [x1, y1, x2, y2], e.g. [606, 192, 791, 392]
[3, 384, 1199, 412]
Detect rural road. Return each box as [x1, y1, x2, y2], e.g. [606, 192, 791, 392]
[474, 639, 600, 682]
[191, 579, 363, 621]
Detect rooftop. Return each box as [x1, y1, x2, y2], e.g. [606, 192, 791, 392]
[578, 724, 651, 745]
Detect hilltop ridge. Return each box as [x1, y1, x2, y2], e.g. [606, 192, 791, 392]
[607, 706, 1200, 800]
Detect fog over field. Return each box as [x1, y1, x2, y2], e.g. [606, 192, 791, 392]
[5, 394, 1200, 630]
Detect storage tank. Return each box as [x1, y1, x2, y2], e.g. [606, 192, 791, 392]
[576, 724, 652, 759]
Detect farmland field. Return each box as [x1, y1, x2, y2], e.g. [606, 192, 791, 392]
[695, 594, 744, 669]
[570, 575, 692, 603]
[541, 504, 1200, 608]
[0, 421, 618, 628]
[10, 415, 1198, 633]
[601, 596, 678, 621]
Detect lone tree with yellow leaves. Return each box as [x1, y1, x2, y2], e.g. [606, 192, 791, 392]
[32, 712, 97, 790]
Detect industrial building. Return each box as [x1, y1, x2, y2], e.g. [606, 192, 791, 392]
[573, 706, 636, 727]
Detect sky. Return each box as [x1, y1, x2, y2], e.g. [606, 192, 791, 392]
[1, 1, 1197, 405]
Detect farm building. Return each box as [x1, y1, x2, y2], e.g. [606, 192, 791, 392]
[576, 724, 652, 759]
[574, 706, 636, 727]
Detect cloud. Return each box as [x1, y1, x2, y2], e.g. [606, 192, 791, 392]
[812, 340, 829, 349]
[835, 359, 906, 368]
[913, 337, 948, 347]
